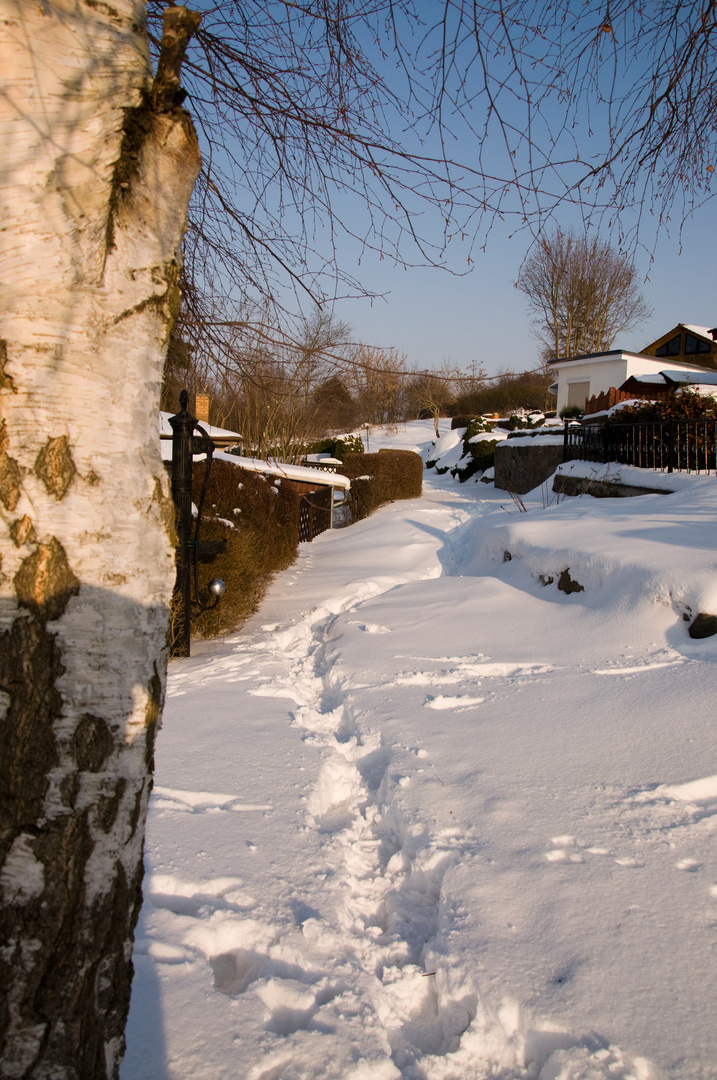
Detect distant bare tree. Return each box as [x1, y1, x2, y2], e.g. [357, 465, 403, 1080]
[403, 362, 485, 433]
[345, 346, 409, 426]
[516, 229, 651, 360]
[198, 309, 354, 460]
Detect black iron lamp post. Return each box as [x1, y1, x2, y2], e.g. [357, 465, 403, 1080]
[168, 390, 227, 657]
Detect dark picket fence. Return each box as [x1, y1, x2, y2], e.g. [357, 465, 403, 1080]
[298, 488, 333, 542]
[564, 419, 717, 474]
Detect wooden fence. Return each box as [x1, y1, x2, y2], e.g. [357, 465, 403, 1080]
[584, 386, 655, 415]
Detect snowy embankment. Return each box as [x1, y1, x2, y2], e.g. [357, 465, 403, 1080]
[123, 421, 717, 1080]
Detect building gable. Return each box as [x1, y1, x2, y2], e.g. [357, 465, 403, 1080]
[642, 325, 717, 369]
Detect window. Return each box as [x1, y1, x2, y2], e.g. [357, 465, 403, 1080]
[656, 334, 681, 357]
[685, 333, 711, 355]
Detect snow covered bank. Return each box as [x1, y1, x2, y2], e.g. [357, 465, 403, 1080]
[123, 421, 717, 1080]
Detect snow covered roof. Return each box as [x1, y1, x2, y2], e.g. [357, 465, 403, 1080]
[159, 411, 242, 441]
[621, 369, 717, 388]
[159, 414, 351, 488]
[160, 432, 351, 490]
[304, 454, 343, 465]
[550, 349, 652, 366]
[217, 453, 351, 491]
[681, 324, 716, 341]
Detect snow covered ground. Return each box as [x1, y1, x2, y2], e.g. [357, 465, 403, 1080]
[122, 421, 717, 1080]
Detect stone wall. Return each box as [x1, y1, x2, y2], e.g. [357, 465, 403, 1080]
[493, 441, 564, 494]
[552, 473, 671, 499]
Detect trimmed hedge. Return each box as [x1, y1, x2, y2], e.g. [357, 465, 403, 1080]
[340, 449, 422, 522]
[171, 448, 423, 641]
[184, 459, 300, 639]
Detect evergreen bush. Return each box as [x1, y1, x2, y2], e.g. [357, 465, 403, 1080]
[446, 419, 499, 482]
[303, 434, 364, 460]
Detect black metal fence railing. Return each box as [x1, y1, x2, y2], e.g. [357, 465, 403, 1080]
[563, 419, 717, 474]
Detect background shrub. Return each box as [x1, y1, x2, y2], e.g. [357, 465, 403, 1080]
[605, 388, 717, 425]
[185, 458, 300, 638]
[340, 449, 422, 522]
[451, 414, 480, 430]
[559, 404, 585, 420]
[451, 367, 555, 416]
[303, 434, 364, 459]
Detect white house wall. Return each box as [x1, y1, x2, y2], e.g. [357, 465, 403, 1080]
[555, 354, 712, 413]
[555, 356, 630, 413]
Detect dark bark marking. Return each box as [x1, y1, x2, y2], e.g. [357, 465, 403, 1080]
[9, 515, 36, 548]
[95, 778, 127, 834]
[0, 421, 22, 512]
[0, 623, 151, 1074]
[60, 769, 80, 810]
[128, 781, 145, 841]
[143, 666, 164, 772]
[72, 714, 114, 773]
[14, 538, 80, 621]
[111, 263, 179, 327]
[0, 616, 64, 863]
[34, 435, 77, 500]
[83, 0, 120, 18]
[0, 340, 16, 391]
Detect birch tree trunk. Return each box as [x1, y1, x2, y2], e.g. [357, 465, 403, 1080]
[0, 2, 200, 1075]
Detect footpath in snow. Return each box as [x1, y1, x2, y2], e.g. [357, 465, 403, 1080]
[122, 421, 717, 1080]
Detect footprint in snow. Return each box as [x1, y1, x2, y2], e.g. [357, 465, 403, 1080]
[134, 939, 191, 964]
[545, 836, 611, 864]
[151, 786, 272, 814]
[424, 695, 484, 711]
[545, 849, 584, 864]
[209, 949, 308, 996]
[255, 978, 340, 1035]
[146, 873, 257, 915]
[631, 776, 716, 805]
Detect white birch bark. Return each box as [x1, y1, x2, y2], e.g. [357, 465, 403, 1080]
[0, 2, 200, 1075]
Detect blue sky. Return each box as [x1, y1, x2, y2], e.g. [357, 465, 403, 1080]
[185, 2, 716, 381]
[317, 5, 717, 380]
[331, 202, 716, 379]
